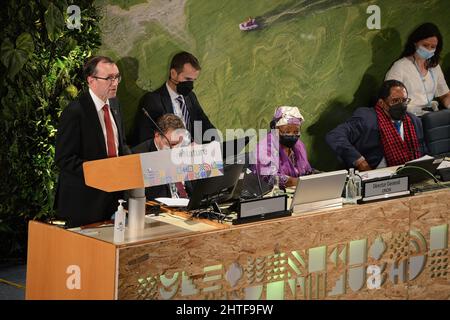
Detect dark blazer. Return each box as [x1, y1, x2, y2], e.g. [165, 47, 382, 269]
[54, 92, 130, 227]
[135, 84, 216, 145]
[326, 107, 427, 168]
[131, 139, 171, 200]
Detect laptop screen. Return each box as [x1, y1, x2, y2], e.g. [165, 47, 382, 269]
[290, 170, 348, 208]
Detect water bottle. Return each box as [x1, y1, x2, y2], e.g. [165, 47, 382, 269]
[170, 183, 179, 198]
[354, 170, 362, 200]
[272, 175, 283, 196]
[344, 169, 359, 204]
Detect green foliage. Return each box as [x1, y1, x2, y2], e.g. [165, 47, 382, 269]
[0, 0, 102, 261]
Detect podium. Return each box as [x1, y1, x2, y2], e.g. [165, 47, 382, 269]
[83, 153, 145, 192]
[82, 144, 224, 232]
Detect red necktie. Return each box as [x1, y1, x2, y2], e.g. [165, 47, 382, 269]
[102, 104, 117, 158]
[175, 182, 188, 198]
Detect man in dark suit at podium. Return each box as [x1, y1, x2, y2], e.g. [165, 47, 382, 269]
[135, 51, 216, 145]
[54, 56, 130, 228]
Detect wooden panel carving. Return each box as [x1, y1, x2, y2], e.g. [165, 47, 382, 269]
[117, 190, 450, 300]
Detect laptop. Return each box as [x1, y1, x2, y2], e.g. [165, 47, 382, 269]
[399, 155, 443, 183]
[225, 152, 271, 200]
[232, 167, 272, 200]
[290, 170, 348, 213]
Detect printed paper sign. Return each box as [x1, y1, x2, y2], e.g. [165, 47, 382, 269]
[140, 141, 223, 187]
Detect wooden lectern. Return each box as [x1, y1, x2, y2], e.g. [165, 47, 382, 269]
[83, 154, 145, 192]
[26, 148, 225, 299]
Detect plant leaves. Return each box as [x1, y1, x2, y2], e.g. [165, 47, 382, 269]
[0, 38, 15, 67]
[40, 0, 50, 9]
[0, 38, 28, 79]
[44, 2, 65, 42]
[16, 32, 35, 55]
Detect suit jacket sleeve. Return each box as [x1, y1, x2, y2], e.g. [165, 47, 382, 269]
[118, 110, 131, 156]
[189, 93, 215, 132]
[110, 98, 131, 156]
[326, 108, 367, 167]
[410, 113, 428, 156]
[131, 139, 154, 154]
[187, 93, 217, 144]
[55, 101, 84, 177]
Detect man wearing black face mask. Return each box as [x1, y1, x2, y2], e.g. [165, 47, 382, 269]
[135, 51, 216, 146]
[326, 80, 428, 171]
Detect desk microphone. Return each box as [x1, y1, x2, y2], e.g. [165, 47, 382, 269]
[141, 108, 172, 150]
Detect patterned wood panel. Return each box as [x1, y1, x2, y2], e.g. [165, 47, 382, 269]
[117, 189, 450, 300]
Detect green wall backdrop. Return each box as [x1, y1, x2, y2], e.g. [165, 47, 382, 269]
[96, 0, 450, 170]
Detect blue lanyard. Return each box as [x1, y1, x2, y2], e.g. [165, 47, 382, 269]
[413, 57, 435, 106]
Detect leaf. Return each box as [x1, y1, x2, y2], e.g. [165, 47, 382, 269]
[64, 84, 78, 99]
[0, 38, 28, 79]
[16, 33, 34, 55]
[40, 0, 50, 9]
[44, 2, 65, 42]
[0, 38, 14, 67]
[63, 37, 78, 52]
[55, 57, 65, 69]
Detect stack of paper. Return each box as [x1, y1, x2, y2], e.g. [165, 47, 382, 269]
[155, 197, 189, 207]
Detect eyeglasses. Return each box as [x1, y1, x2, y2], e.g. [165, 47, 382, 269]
[92, 75, 122, 83]
[387, 98, 411, 105]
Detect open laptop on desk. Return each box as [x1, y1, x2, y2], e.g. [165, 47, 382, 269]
[290, 170, 348, 214]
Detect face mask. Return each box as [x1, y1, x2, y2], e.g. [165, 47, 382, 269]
[176, 81, 194, 96]
[388, 102, 407, 121]
[279, 135, 299, 149]
[416, 46, 435, 60]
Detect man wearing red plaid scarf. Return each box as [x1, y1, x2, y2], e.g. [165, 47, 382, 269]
[326, 80, 427, 171]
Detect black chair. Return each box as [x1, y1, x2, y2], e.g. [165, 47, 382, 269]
[421, 109, 450, 157]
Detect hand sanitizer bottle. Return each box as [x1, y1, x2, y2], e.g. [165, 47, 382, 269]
[114, 199, 126, 243]
[344, 168, 358, 204]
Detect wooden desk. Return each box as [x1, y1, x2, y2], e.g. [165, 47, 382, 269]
[26, 189, 449, 300]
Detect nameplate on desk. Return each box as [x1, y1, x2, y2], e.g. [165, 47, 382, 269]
[233, 195, 290, 225]
[361, 175, 410, 202]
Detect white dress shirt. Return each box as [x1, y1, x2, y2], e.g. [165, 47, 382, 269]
[89, 88, 119, 156]
[385, 57, 449, 115]
[166, 82, 187, 128]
